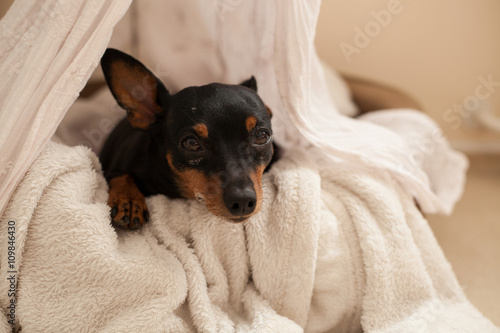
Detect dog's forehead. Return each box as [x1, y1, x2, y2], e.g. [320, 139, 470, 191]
[169, 83, 269, 132]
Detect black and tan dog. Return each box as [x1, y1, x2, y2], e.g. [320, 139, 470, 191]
[99, 49, 278, 229]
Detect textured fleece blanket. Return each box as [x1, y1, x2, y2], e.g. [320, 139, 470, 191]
[0, 141, 497, 333]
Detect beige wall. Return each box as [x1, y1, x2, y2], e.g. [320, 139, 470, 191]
[315, 0, 500, 152]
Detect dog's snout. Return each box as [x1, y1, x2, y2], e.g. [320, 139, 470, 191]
[224, 186, 257, 217]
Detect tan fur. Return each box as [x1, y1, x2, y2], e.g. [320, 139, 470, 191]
[245, 116, 258, 133]
[110, 61, 161, 130]
[108, 174, 148, 228]
[167, 153, 267, 221]
[249, 165, 266, 216]
[193, 123, 209, 139]
[265, 105, 273, 117]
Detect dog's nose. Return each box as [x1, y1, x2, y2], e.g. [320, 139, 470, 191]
[224, 186, 257, 217]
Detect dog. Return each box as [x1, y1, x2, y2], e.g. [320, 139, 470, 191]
[99, 48, 279, 229]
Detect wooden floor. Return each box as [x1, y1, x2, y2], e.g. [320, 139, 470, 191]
[428, 154, 500, 326]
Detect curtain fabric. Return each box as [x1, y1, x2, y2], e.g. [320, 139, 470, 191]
[0, 0, 466, 218]
[0, 0, 132, 217]
[126, 0, 466, 214]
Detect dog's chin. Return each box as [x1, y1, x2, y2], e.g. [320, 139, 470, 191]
[202, 206, 254, 223]
[196, 194, 259, 223]
[226, 216, 249, 224]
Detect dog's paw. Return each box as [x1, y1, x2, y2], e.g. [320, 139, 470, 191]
[107, 175, 150, 230]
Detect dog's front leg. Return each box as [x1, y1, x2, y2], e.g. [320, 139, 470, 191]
[107, 174, 150, 229]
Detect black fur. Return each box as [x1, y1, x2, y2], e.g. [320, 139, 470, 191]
[99, 48, 278, 228]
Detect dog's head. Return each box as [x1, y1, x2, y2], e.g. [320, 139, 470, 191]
[101, 48, 274, 222]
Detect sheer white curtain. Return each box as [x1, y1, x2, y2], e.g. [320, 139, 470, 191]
[127, 0, 466, 214]
[0, 0, 131, 217]
[0, 0, 466, 219]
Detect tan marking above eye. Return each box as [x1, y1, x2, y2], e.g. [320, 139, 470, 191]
[193, 123, 209, 139]
[245, 116, 258, 133]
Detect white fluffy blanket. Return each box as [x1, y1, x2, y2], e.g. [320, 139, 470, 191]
[0, 141, 497, 333]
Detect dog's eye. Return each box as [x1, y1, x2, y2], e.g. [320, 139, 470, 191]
[181, 137, 202, 151]
[254, 130, 271, 146]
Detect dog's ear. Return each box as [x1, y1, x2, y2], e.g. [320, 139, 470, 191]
[240, 76, 257, 92]
[265, 105, 273, 118]
[101, 48, 170, 130]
